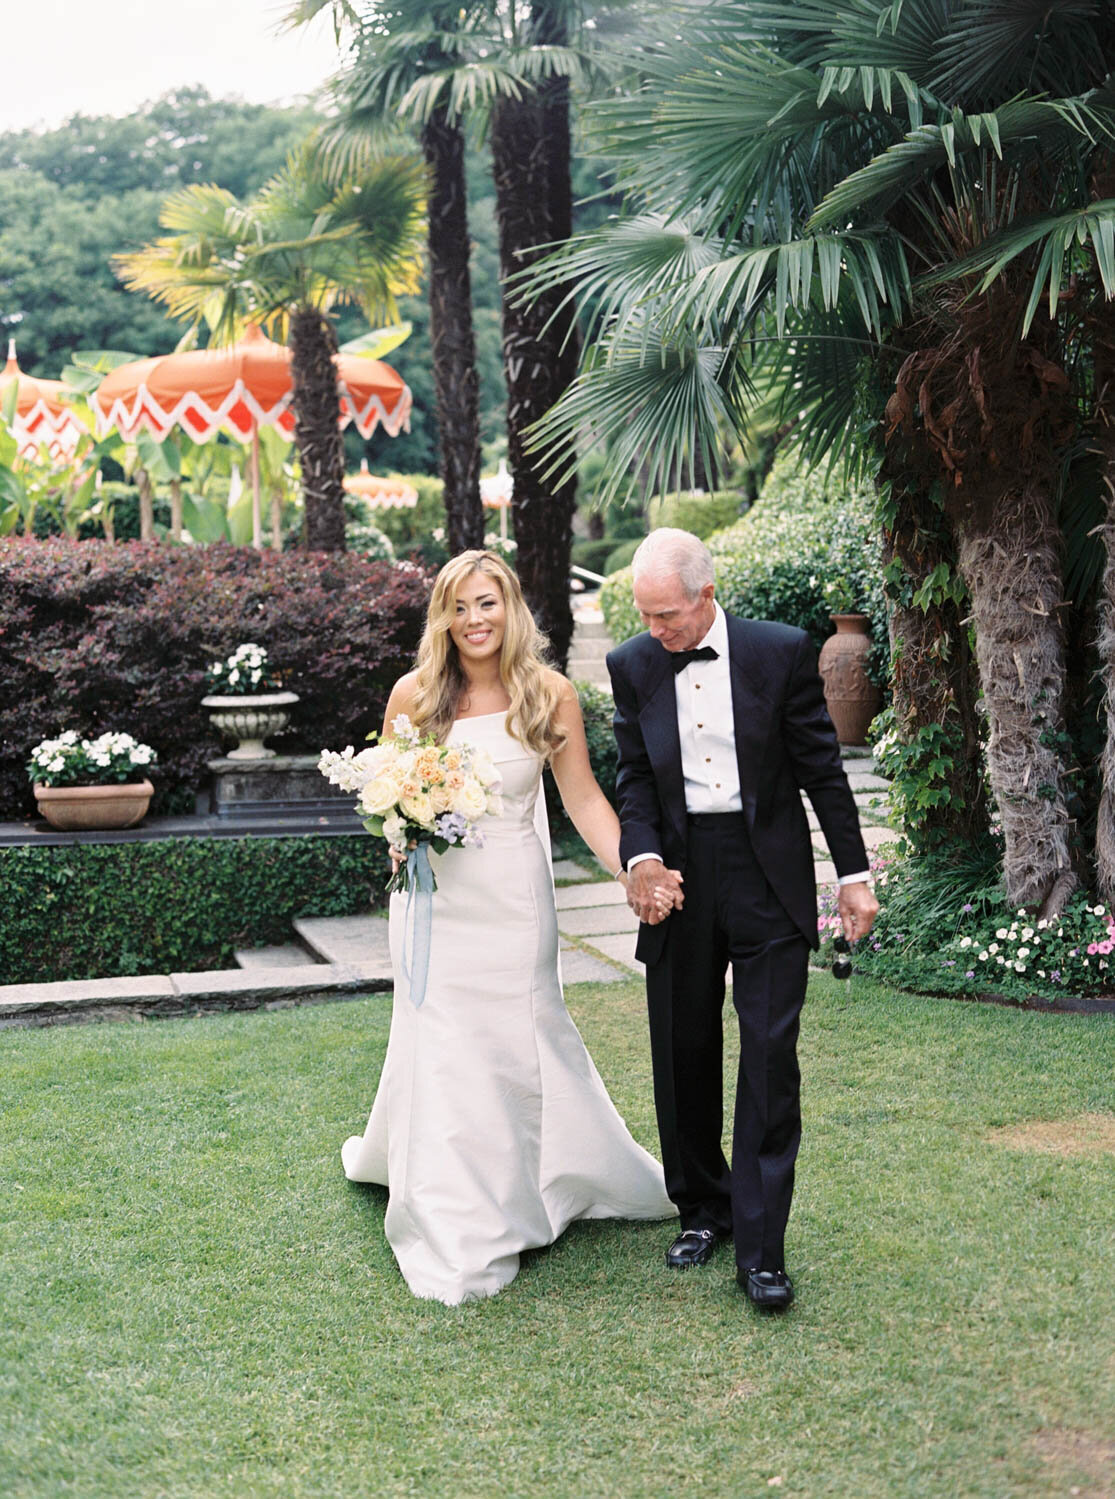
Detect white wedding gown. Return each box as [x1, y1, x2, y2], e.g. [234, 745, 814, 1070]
[341, 712, 674, 1305]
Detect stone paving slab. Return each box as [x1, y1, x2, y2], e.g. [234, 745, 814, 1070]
[861, 825, 900, 849]
[845, 772, 892, 792]
[235, 943, 317, 969]
[0, 974, 177, 1015]
[582, 933, 643, 974]
[294, 915, 391, 968]
[170, 965, 390, 1000]
[558, 902, 640, 937]
[554, 881, 629, 910]
[558, 940, 627, 985]
[552, 858, 594, 883]
[813, 860, 838, 886]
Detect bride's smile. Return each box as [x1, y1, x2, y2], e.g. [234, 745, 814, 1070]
[450, 574, 506, 662]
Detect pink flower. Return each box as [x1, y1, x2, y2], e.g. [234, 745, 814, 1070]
[1087, 943, 1099, 955]
[1100, 940, 1114, 955]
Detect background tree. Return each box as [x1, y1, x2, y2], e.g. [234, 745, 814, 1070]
[533, 0, 1115, 913]
[117, 140, 426, 550]
[293, 0, 489, 553]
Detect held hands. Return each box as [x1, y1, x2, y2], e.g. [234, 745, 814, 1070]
[837, 880, 879, 944]
[624, 859, 685, 926]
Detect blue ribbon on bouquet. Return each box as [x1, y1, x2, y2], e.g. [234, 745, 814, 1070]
[401, 842, 436, 1009]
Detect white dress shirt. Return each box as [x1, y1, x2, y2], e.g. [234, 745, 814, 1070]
[628, 603, 870, 885]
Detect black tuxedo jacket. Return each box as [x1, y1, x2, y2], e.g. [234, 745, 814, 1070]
[607, 612, 868, 965]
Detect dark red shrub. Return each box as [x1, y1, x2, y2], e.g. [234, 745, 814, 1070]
[0, 538, 432, 818]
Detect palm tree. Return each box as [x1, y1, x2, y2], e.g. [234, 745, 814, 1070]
[293, 0, 489, 554]
[295, 0, 618, 666]
[531, 0, 1115, 914]
[116, 138, 425, 551]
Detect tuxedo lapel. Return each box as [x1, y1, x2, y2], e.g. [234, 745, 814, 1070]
[638, 654, 688, 851]
[727, 615, 772, 829]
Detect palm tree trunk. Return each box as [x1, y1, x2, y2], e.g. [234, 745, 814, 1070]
[878, 470, 988, 849]
[422, 106, 484, 554]
[490, 2, 578, 669]
[289, 306, 347, 553]
[1089, 298, 1115, 897]
[955, 489, 1078, 914]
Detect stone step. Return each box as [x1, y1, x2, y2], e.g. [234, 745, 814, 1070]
[293, 915, 392, 972]
[572, 619, 612, 641]
[235, 943, 318, 970]
[568, 664, 613, 691]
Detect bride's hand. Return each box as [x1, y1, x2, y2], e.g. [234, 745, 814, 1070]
[389, 845, 406, 875]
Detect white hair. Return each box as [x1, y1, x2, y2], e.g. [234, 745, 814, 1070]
[631, 528, 715, 599]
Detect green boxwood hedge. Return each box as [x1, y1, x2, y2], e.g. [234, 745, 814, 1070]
[0, 834, 392, 986]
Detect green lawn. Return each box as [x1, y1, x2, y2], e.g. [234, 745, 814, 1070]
[2, 977, 1113, 1499]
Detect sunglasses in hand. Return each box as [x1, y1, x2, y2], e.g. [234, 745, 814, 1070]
[832, 933, 853, 981]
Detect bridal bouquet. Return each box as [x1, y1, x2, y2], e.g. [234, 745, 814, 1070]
[318, 714, 502, 894]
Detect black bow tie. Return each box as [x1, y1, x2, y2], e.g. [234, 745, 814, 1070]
[671, 645, 719, 673]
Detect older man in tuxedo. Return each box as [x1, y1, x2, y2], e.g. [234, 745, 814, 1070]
[607, 529, 877, 1309]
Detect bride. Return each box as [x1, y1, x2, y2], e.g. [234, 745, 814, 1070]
[341, 549, 677, 1304]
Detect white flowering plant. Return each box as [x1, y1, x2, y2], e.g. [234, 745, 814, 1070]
[318, 713, 502, 894]
[27, 730, 157, 788]
[816, 845, 1115, 1002]
[205, 643, 280, 696]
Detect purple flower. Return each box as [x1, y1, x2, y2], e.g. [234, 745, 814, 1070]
[965, 970, 975, 979]
[434, 811, 470, 845]
[962, 903, 973, 913]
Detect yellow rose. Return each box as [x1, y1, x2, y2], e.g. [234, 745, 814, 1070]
[360, 777, 398, 817]
[443, 749, 462, 771]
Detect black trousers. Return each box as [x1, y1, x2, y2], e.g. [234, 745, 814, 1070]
[645, 813, 809, 1272]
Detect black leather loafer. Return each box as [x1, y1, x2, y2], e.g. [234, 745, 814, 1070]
[738, 1267, 794, 1310]
[665, 1229, 721, 1268]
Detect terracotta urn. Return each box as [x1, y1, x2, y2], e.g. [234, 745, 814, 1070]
[34, 779, 155, 832]
[818, 614, 882, 746]
[201, 691, 299, 760]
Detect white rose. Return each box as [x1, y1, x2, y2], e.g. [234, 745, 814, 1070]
[485, 792, 503, 816]
[470, 751, 500, 788]
[400, 790, 434, 829]
[454, 779, 488, 821]
[360, 777, 399, 816]
[383, 813, 407, 848]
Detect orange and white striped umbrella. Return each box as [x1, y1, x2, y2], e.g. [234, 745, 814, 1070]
[343, 459, 418, 509]
[90, 324, 412, 444]
[0, 341, 86, 462]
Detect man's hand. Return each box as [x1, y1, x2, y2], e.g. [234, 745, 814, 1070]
[837, 880, 878, 943]
[626, 859, 684, 925]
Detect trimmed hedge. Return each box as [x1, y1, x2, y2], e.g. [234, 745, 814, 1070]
[0, 538, 431, 820]
[0, 834, 392, 985]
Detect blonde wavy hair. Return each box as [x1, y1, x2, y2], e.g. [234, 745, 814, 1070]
[411, 551, 566, 758]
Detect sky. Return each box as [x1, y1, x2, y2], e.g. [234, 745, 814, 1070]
[0, 0, 342, 132]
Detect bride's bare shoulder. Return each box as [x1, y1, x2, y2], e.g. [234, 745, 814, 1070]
[384, 671, 420, 721]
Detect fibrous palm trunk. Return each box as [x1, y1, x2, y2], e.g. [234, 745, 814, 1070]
[422, 105, 484, 554]
[877, 468, 988, 849]
[489, 1, 578, 669]
[955, 492, 1077, 913]
[885, 297, 1079, 913]
[289, 306, 347, 553]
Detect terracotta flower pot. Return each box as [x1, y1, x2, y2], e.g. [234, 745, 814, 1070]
[818, 613, 882, 746]
[201, 691, 299, 760]
[34, 779, 155, 831]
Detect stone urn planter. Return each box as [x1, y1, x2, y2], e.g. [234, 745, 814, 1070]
[818, 614, 882, 746]
[201, 691, 300, 760]
[34, 779, 155, 831]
